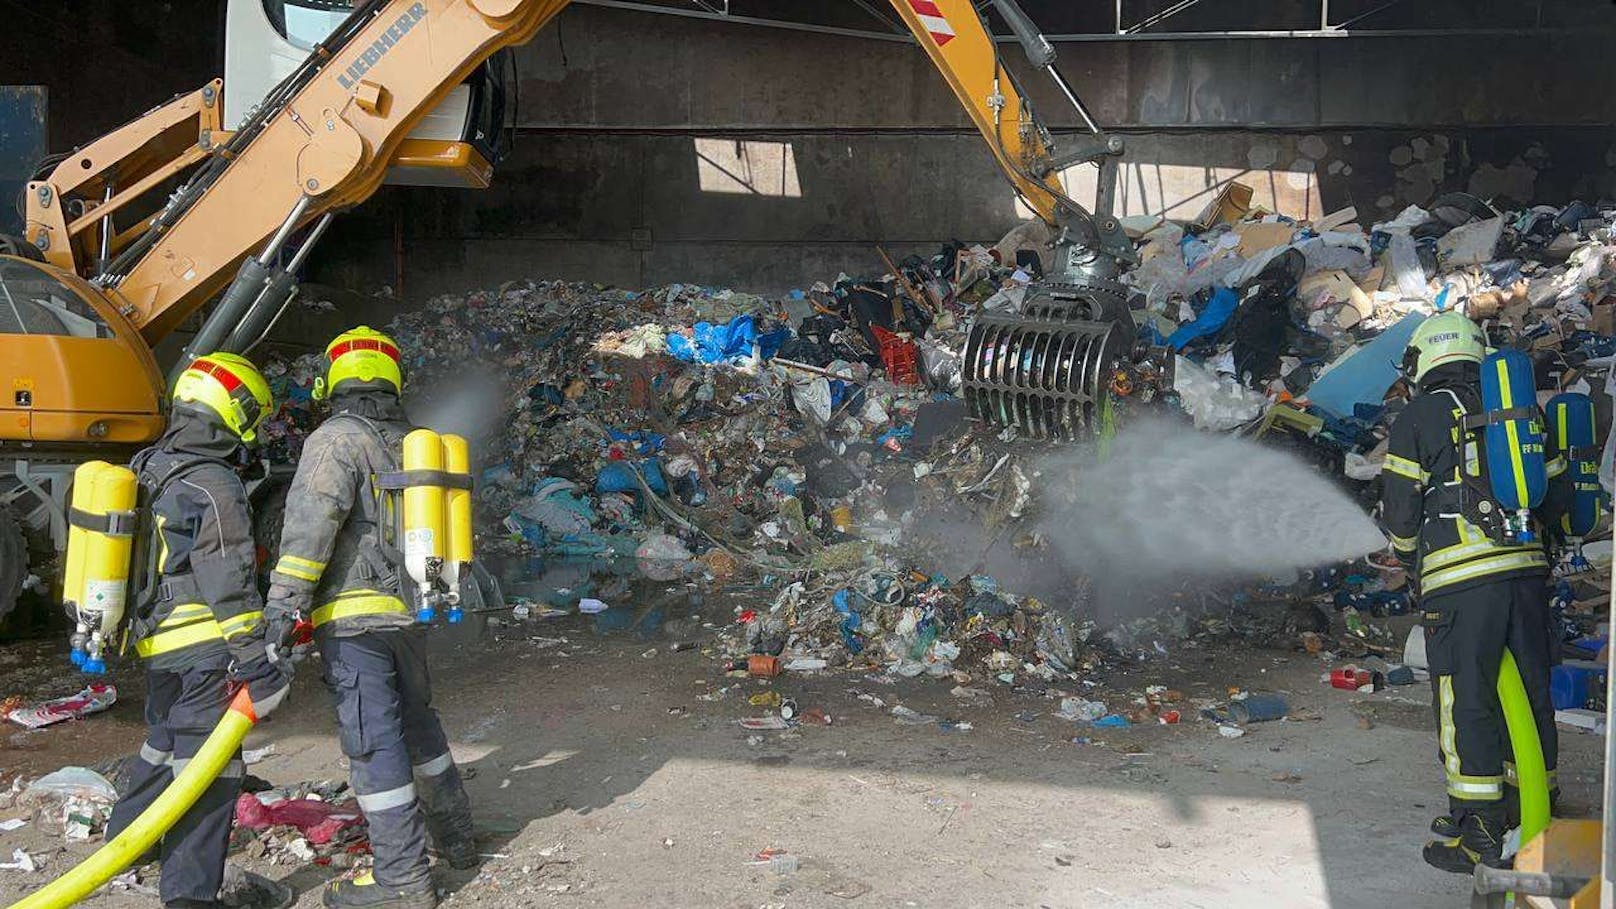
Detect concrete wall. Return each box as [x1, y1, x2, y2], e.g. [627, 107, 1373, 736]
[6, 2, 1613, 301]
[0, 2, 221, 150]
[313, 3, 1616, 298]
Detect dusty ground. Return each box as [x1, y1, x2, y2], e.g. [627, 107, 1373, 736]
[0, 601, 1605, 909]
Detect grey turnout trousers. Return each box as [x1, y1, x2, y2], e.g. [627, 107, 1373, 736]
[106, 656, 243, 906]
[318, 627, 473, 888]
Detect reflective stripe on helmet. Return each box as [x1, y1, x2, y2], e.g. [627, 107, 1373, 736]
[328, 337, 400, 363]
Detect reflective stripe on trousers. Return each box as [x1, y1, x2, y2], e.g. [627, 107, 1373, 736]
[356, 782, 419, 814]
[1438, 675, 1504, 801]
[1504, 761, 1560, 788]
[413, 752, 454, 777]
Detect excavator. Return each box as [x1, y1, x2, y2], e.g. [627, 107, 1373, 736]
[0, 0, 1137, 627]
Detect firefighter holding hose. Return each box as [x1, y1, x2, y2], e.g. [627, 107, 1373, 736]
[109, 353, 292, 909]
[262, 328, 476, 909]
[1380, 311, 1568, 873]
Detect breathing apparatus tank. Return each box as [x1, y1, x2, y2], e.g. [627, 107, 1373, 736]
[1472, 349, 1548, 544]
[440, 434, 473, 624]
[1545, 391, 1601, 573]
[62, 461, 139, 673]
[401, 429, 448, 623]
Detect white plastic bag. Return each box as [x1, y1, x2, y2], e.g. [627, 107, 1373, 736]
[1173, 357, 1267, 431]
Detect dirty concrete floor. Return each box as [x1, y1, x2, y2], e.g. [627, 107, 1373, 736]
[0, 609, 1605, 909]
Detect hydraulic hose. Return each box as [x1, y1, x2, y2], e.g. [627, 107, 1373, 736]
[1498, 649, 1552, 844]
[7, 689, 258, 909]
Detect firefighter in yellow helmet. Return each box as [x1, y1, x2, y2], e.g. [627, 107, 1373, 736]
[1380, 311, 1568, 874]
[109, 353, 292, 909]
[264, 328, 475, 909]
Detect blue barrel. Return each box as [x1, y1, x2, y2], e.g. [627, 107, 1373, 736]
[1546, 392, 1601, 537]
[1479, 349, 1547, 514]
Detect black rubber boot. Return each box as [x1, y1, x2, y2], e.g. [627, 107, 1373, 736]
[322, 873, 437, 909]
[1429, 815, 1460, 838]
[418, 768, 478, 871]
[432, 832, 480, 871]
[1423, 806, 1508, 875]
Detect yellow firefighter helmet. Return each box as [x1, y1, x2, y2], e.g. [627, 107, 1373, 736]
[315, 326, 403, 401]
[171, 353, 273, 444]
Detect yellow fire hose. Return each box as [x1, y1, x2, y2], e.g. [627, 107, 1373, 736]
[1498, 649, 1552, 845]
[8, 689, 258, 909]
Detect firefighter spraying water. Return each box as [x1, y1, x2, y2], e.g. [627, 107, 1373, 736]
[1380, 311, 1569, 874]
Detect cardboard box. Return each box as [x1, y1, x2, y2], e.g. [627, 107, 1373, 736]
[1234, 222, 1297, 258]
[1592, 299, 1616, 336]
[1191, 182, 1255, 230]
[1299, 269, 1374, 329]
[1313, 206, 1359, 233]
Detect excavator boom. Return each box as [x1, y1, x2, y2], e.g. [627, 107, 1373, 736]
[61, 0, 564, 344]
[886, 0, 1066, 226]
[885, 0, 1134, 274]
[886, 0, 1143, 442]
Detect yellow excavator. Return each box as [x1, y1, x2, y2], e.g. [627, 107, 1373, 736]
[0, 0, 1136, 625]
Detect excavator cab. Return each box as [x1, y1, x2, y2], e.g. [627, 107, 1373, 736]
[227, 0, 511, 188]
[0, 255, 165, 446]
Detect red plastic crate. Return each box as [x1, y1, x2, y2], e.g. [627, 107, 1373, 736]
[871, 325, 920, 385]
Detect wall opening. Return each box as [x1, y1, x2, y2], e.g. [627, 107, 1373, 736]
[1062, 162, 1323, 222]
[693, 138, 803, 198]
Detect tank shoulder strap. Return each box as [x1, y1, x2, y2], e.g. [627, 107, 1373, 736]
[123, 454, 234, 635]
[326, 412, 408, 469]
[144, 456, 234, 502]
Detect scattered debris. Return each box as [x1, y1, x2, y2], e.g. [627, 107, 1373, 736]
[0, 849, 38, 872]
[6, 684, 117, 729]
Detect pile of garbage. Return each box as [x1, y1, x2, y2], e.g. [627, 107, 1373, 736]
[252, 182, 1616, 681]
[1135, 189, 1616, 456]
[259, 255, 1003, 577]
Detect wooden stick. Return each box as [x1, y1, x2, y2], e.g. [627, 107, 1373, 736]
[773, 357, 866, 383]
[878, 246, 931, 321]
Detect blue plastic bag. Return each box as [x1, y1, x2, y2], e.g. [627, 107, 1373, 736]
[668, 314, 759, 363]
[1167, 287, 1239, 351]
[596, 460, 669, 498]
[832, 588, 863, 654]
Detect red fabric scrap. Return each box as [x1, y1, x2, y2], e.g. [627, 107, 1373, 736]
[234, 793, 364, 845]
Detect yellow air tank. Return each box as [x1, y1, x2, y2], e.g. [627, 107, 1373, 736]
[402, 428, 447, 622]
[440, 433, 473, 624]
[63, 461, 138, 673]
[62, 461, 109, 666]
